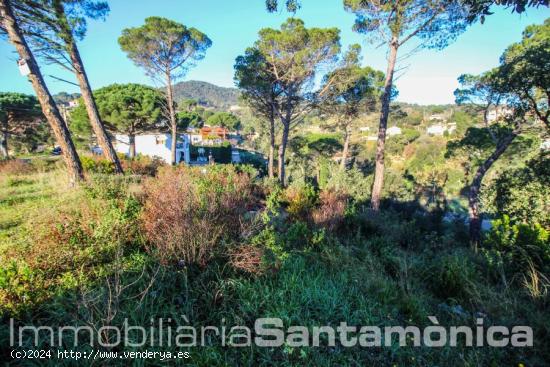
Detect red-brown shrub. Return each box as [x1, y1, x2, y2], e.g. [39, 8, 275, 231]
[229, 245, 266, 275]
[141, 165, 257, 266]
[0, 159, 34, 176]
[311, 189, 348, 231]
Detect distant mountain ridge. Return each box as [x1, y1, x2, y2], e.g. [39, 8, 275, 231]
[172, 80, 240, 110]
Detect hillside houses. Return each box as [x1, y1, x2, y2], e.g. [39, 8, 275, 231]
[112, 124, 244, 165]
[487, 107, 514, 122]
[427, 123, 456, 136]
[114, 133, 191, 164]
[387, 126, 402, 136]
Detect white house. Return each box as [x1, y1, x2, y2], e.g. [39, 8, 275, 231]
[427, 123, 456, 136]
[387, 126, 402, 136]
[189, 133, 203, 144]
[541, 139, 550, 151]
[359, 126, 370, 132]
[429, 113, 446, 121]
[427, 124, 446, 135]
[114, 133, 191, 164]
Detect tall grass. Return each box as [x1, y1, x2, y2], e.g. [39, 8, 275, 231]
[0, 168, 548, 366]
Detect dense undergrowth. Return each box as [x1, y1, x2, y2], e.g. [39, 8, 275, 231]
[0, 158, 548, 366]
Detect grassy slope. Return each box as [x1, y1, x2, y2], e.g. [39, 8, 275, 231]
[0, 170, 548, 366]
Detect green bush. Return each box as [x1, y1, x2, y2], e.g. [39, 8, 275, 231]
[483, 215, 550, 285]
[426, 253, 477, 302]
[283, 182, 318, 221]
[490, 153, 550, 228]
[284, 221, 311, 248]
[324, 165, 372, 202]
[0, 261, 47, 315]
[80, 155, 115, 174]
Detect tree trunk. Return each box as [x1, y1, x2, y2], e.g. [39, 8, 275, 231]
[1, 115, 9, 158]
[165, 71, 177, 165]
[128, 133, 136, 159]
[340, 124, 351, 170]
[277, 121, 290, 186]
[468, 131, 518, 250]
[67, 40, 123, 173]
[370, 38, 399, 211]
[268, 109, 275, 179]
[0, 0, 83, 184]
[53, 0, 123, 174]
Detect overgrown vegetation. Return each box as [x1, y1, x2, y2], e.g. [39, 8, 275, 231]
[0, 160, 548, 365]
[1, 1, 548, 365]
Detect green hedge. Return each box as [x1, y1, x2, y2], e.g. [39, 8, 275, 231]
[190, 142, 232, 163]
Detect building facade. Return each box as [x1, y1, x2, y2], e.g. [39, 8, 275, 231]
[114, 133, 191, 164]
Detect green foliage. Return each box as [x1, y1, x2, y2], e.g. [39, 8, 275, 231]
[256, 18, 340, 88]
[0, 173, 142, 316]
[451, 109, 477, 135]
[0, 92, 41, 122]
[2, 169, 550, 364]
[237, 150, 267, 174]
[206, 111, 241, 130]
[119, 17, 212, 79]
[324, 164, 372, 202]
[343, 0, 469, 50]
[80, 155, 115, 174]
[319, 44, 385, 121]
[386, 128, 420, 156]
[462, 0, 549, 23]
[0, 92, 44, 156]
[283, 182, 318, 221]
[70, 83, 164, 138]
[489, 153, 550, 227]
[497, 18, 550, 128]
[426, 253, 478, 302]
[0, 260, 46, 314]
[484, 215, 550, 281]
[177, 110, 202, 129]
[173, 81, 239, 110]
[234, 46, 276, 129]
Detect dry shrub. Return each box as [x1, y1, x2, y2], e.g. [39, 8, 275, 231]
[403, 144, 416, 159]
[312, 189, 348, 231]
[122, 156, 165, 176]
[141, 165, 257, 266]
[0, 159, 34, 176]
[229, 245, 266, 275]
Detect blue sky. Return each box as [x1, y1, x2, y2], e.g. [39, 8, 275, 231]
[1, 0, 548, 105]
